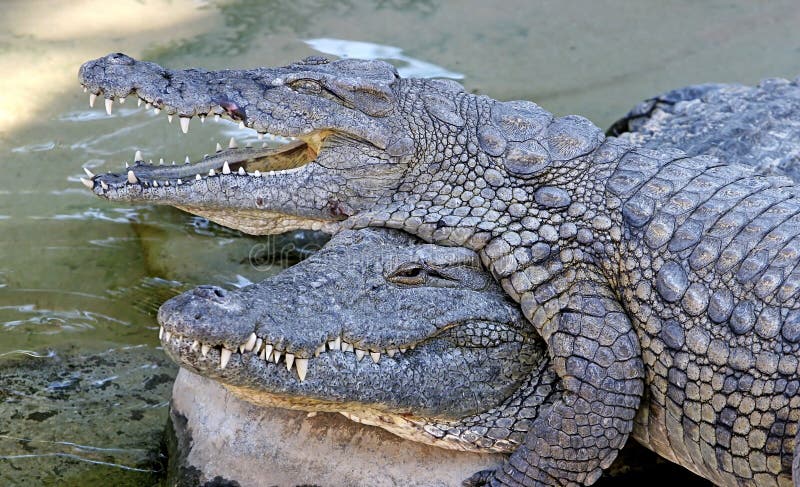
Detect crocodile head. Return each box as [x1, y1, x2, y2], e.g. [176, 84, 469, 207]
[79, 52, 466, 235]
[158, 228, 557, 452]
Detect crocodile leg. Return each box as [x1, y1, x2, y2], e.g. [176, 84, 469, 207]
[468, 272, 645, 486]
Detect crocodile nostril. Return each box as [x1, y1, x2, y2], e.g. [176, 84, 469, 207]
[195, 285, 227, 300]
[214, 288, 225, 298]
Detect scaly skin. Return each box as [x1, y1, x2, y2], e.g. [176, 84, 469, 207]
[79, 54, 800, 486]
[158, 228, 560, 454]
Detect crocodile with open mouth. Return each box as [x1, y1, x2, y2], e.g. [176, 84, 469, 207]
[79, 53, 800, 486]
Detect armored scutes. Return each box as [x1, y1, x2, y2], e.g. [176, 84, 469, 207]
[80, 54, 800, 486]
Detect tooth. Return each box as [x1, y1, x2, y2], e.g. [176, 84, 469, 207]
[370, 351, 381, 363]
[201, 344, 211, 357]
[208, 169, 216, 176]
[214, 114, 220, 122]
[159, 326, 164, 340]
[152, 181, 158, 187]
[264, 344, 274, 361]
[295, 358, 308, 381]
[228, 137, 237, 149]
[191, 340, 199, 351]
[180, 117, 190, 134]
[145, 102, 152, 109]
[253, 170, 261, 177]
[137, 98, 142, 107]
[272, 350, 282, 363]
[200, 115, 206, 123]
[119, 97, 126, 104]
[342, 341, 353, 353]
[149, 159, 154, 165]
[159, 158, 164, 165]
[245, 142, 252, 148]
[285, 353, 295, 371]
[167, 114, 173, 123]
[258, 132, 264, 140]
[105, 98, 113, 115]
[387, 349, 397, 358]
[83, 167, 95, 178]
[254, 338, 263, 354]
[238, 121, 245, 129]
[163, 181, 170, 186]
[154, 108, 160, 115]
[238, 167, 246, 176]
[125, 161, 130, 168]
[355, 349, 365, 361]
[314, 344, 325, 357]
[220, 348, 232, 369]
[222, 161, 231, 174]
[243, 332, 256, 352]
[195, 174, 202, 181]
[172, 160, 176, 165]
[134, 150, 143, 162]
[89, 93, 97, 107]
[216, 142, 222, 152]
[164, 331, 172, 342]
[80, 177, 93, 189]
[185, 156, 191, 164]
[328, 337, 341, 351]
[100, 181, 108, 190]
[400, 348, 407, 353]
[127, 170, 138, 184]
[83, 86, 88, 93]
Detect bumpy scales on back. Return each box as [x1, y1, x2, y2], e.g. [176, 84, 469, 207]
[79, 54, 800, 486]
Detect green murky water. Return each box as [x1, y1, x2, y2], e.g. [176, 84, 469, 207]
[1, 1, 799, 484]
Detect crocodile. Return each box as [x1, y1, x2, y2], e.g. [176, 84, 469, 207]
[79, 53, 800, 486]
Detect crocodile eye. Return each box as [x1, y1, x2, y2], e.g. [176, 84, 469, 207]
[387, 263, 427, 286]
[289, 79, 322, 95]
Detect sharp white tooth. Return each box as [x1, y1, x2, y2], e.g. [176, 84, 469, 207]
[176, 179, 182, 185]
[100, 181, 108, 190]
[238, 344, 245, 354]
[355, 349, 365, 361]
[154, 108, 160, 115]
[220, 348, 232, 369]
[254, 338, 263, 354]
[370, 351, 381, 363]
[342, 341, 353, 353]
[83, 167, 95, 178]
[314, 344, 324, 357]
[127, 170, 138, 184]
[238, 167, 246, 176]
[203, 154, 209, 159]
[185, 156, 191, 164]
[134, 150, 143, 162]
[163, 181, 169, 186]
[216, 142, 223, 152]
[200, 115, 206, 123]
[228, 137, 238, 149]
[172, 160, 176, 165]
[164, 331, 172, 342]
[191, 340, 199, 351]
[159, 158, 165, 165]
[152, 180, 158, 187]
[328, 337, 341, 351]
[243, 332, 257, 352]
[272, 350, 282, 363]
[119, 97, 126, 104]
[137, 98, 142, 107]
[264, 344, 274, 361]
[409, 344, 416, 349]
[105, 98, 113, 115]
[80, 177, 93, 189]
[159, 326, 164, 340]
[222, 161, 231, 174]
[285, 353, 295, 371]
[208, 169, 216, 176]
[387, 349, 397, 358]
[125, 161, 129, 168]
[145, 102, 152, 109]
[195, 174, 202, 181]
[89, 93, 97, 107]
[83, 86, 88, 93]
[400, 348, 407, 353]
[253, 170, 261, 177]
[214, 114, 220, 122]
[168, 114, 173, 123]
[149, 159, 154, 165]
[238, 121, 245, 129]
[295, 358, 308, 381]
[201, 344, 210, 357]
[180, 116, 190, 134]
